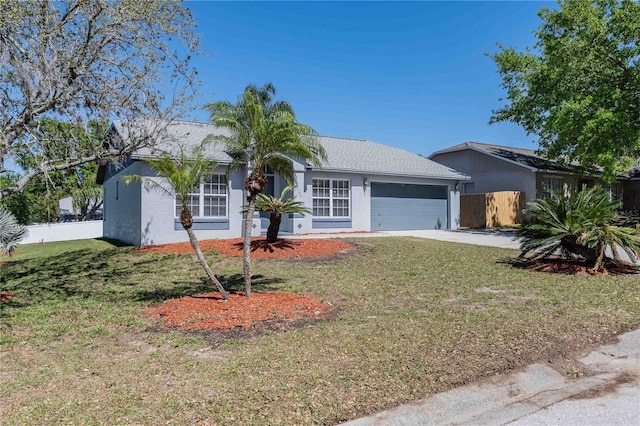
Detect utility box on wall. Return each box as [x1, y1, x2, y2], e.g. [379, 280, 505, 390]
[460, 191, 525, 228]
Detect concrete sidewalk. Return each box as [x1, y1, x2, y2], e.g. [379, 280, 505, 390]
[343, 329, 640, 426]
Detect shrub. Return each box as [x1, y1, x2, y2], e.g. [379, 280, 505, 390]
[518, 186, 640, 272]
[0, 205, 28, 255]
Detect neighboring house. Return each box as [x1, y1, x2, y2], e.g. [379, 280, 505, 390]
[96, 120, 469, 246]
[429, 142, 638, 210]
[58, 196, 103, 222]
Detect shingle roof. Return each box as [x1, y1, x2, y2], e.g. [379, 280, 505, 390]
[314, 136, 467, 179]
[111, 120, 235, 164]
[109, 120, 467, 181]
[430, 141, 578, 173]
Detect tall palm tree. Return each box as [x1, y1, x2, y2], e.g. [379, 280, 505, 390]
[207, 83, 326, 296]
[122, 146, 229, 300]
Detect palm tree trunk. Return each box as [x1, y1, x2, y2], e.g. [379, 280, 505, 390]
[266, 212, 282, 243]
[185, 226, 229, 300]
[179, 208, 228, 300]
[243, 194, 256, 297]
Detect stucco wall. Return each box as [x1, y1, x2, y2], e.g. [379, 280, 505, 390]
[102, 159, 462, 246]
[432, 150, 537, 205]
[102, 162, 142, 246]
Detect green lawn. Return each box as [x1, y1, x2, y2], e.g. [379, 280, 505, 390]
[1, 237, 638, 425]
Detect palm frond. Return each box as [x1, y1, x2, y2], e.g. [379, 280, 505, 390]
[0, 205, 28, 255]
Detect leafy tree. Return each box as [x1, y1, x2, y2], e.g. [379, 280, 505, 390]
[1, 119, 105, 223]
[252, 185, 311, 243]
[490, 0, 640, 182]
[207, 84, 326, 296]
[0, 205, 28, 255]
[518, 186, 640, 272]
[122, 146, 229, 300]
[0, 0, 199, 198]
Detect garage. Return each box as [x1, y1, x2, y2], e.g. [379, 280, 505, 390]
[371, 183, 448, 231]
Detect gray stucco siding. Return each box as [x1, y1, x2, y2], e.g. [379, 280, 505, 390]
[102, 161, 143, 246]
[312, 218, 352, 229]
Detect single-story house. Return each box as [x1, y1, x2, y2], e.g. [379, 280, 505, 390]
[97, 120, 469, 246]
[429, 142, 640, 210]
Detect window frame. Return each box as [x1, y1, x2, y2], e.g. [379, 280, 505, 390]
[541, 175, 563, 199]
[312, 178, 351, 218]
[175, 173, 228, 218]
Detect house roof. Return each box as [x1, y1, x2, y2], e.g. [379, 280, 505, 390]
[314, 136, 467, 179]
[430, 141, 579, 173]
[110, 119, 236, 164]
[103, 119, 468, 181]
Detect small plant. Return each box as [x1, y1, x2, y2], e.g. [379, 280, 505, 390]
[0, 205, 28, 255]
[518, 186, 640, 272]
[251, 186, 311, 243]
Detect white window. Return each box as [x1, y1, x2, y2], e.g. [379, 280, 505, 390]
[176, 173, 227, 217]
[312, 179, 350, 217]
[541, 176, 563, 199]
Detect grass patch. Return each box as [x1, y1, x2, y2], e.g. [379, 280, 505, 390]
[1, 237, 639, 424]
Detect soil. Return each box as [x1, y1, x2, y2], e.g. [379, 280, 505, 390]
[142, 238, 350, 334]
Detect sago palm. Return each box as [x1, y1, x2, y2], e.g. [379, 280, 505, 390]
[207, 83, 326, 296]
[518, 186, 640, 272]
[252, 185, 311, 243]
[122, 146, 229, 300]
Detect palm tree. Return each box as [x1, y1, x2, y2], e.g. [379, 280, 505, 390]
[0, 205, 28, 255]
[518, 185, 640, 272]
[122, 146, 229, 300]
[251, 185, 311, 243]
[207, 83, 326, 296]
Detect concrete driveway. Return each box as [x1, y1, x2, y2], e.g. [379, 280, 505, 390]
[292, 229, 521, 250]
[383, 229, 521, 250]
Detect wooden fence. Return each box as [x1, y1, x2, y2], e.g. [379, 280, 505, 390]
[460, 191, 525, 228]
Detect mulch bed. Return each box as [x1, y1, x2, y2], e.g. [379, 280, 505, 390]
[510, 257, 640, 276]
[141, 237, 350, 332]
[136, 237, 354, 260]
[148, 291, 334, 331]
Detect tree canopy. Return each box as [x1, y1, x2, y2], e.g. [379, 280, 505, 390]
[491, 0, 640, 182]
[0, 0, 200, 197]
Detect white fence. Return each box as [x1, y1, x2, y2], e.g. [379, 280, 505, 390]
[23, 220, 103, 245]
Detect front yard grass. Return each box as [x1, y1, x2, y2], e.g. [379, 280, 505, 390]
[1, 237, 638, 425]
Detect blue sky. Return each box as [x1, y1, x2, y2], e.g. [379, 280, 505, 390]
[186, 0, 556, 157]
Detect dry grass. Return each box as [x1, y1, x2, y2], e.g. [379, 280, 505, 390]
[1, 237, 639, 424]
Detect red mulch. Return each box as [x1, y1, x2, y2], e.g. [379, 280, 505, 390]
[0, 292, 16, 302]
[136, 237, 353, 260]
[148, 291, 334, 331]
[142, 238, 350, 331]
[512, 257, 639, 276]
